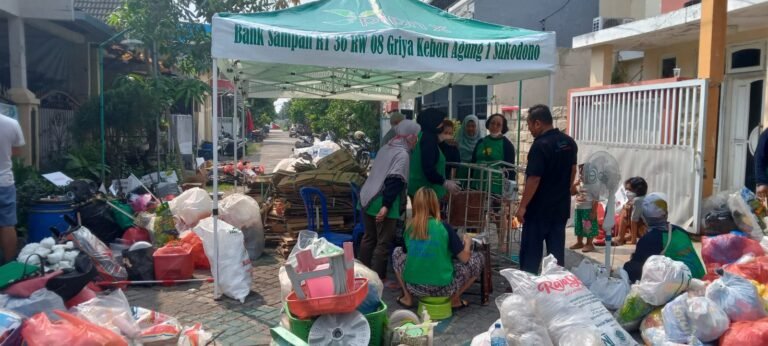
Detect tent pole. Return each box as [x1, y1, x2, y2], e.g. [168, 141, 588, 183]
[242, 87, 246, 158]
[448, 83, 454, 120]
[233, 77, 238, 190]
[472, 85, 476, 117]
[211, 59, 221, 299]
[548, 74, 555, 107]
[517, 80, 522, 166]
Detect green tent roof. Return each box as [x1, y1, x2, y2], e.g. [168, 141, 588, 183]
[212, 0, 556, 100]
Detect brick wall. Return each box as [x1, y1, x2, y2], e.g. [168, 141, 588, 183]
[503, 106, 569, 190]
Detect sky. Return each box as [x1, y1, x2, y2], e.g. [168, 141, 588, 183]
[274, 98, 289, 113]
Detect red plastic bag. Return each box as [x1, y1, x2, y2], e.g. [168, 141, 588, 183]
[726, 256, 768, 284]
[179, 231, 210, 270]
[21, 310, 128, 346]
[720, 318, 768, 346]
[122, 227, 151, 245]
[702, 233, 764, 267]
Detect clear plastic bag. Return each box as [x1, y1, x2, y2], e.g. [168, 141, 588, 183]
[71, 225, 128, 281]
[589, 269, 631, 310]
[706, 271, 767, 322]
[72, 289, 140, 340]
[661, 293, 692, 344]
[193, 217, 252, 303]
[636, 256, 692, 306]
[131, 306, 182, 344]
[547, 307, 603, 346]
[177, 323, 211, 346]
[494, 294, 550, 345]
[168, 188, 212, 227]
[572, 259, 600, 287]
[500, 255, 636, 346]
[686, 296, 729, 342]
[614, 285, 655, 332]
[0, 288, 66, 320]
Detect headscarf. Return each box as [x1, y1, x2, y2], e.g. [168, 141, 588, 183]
[641, 193, 670, 229]
[360, 120, 421, 208]
[417, 108, 447, 134]
[456, 115, 482, 162]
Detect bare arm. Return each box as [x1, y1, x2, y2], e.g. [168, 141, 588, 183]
[457, 234, 472, 263]
[519, 176, 541, 211]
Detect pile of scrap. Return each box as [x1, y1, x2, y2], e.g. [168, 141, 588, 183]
[263, 149, 366, 258]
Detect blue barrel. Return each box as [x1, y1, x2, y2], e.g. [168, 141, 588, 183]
[27, 200, 75, 243]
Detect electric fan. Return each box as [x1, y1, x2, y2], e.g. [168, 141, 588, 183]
[583, 151, 622, 269]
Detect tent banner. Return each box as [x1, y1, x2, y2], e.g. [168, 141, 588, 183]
[212, 17, 556, 74]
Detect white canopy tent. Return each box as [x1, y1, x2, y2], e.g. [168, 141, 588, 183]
[207, 0, 556, 296]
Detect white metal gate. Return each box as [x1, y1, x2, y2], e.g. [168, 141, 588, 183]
[568, 79, 708, 232]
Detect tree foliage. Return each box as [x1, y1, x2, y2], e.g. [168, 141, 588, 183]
[285, 99, 380, 141]
[248, 98, 277, 126]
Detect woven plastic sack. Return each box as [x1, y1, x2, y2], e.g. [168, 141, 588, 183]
[168, 188, 212, 227]
[720, 318, 768, 346]
[219, 194, 262, 229]
[706, 271, 767, 322]
[686, 296, 729, 342]
[636, 256, 692, 306]
[21, 310, 128, 346]
[500, 255, 635, 346]
[193, 218, 252, 303]
[589, 269, 630, 310]
[702, 233, 764, 267]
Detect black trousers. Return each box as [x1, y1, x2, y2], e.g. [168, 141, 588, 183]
[519, 216, 566, 274]
[358, 214, 398, 279]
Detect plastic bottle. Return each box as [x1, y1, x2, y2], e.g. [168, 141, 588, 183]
[490, 323, 507, 346]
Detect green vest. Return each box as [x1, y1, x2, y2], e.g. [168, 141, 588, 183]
[408, 132, 447, 198]
[663, 227, 706, 279]
[365, 194, 401, 219]
[403, 218, 453, 286]
[472, 137, 506, 195]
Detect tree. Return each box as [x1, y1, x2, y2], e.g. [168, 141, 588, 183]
[248, 98, 277, 126]
[284, 99, 380, 141]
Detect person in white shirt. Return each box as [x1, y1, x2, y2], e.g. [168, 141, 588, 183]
[0, 114, 25, 263]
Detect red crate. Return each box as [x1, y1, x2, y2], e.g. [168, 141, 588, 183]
[153, 243, 194, 284]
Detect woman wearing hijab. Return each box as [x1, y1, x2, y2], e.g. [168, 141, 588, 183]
[456, 115, 483, 163]
[622, 193, 705, 283]
[409, 108, 460, 199]
[359, 120, 421, 279]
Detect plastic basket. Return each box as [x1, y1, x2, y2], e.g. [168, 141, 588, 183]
[153, 243, 193, 285]
[285, 300, 387, 346]
[285, 278, 369, 319]
[417, 296, 452, 320]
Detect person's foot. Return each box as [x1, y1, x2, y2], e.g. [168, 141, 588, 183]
[451, 298, 470, 309]
[612, 239, 625, 246]
[396, 296, 414, 308]
[569, 243, 584, 250]
[582, 244, 595, 253]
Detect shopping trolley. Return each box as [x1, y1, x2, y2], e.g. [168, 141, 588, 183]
[445, 162, 523, 264]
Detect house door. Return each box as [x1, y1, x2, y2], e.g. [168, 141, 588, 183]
[727, 78, 764, 192]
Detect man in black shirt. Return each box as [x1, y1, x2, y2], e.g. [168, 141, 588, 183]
[515, 105, 578, 274]
[756, 128, 768, 199]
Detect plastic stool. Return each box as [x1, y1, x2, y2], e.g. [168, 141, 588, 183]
[417, 297, 452, 320]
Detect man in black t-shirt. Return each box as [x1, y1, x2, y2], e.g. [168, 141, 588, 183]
[515, 105, 578, 274]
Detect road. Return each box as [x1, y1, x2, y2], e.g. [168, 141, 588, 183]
[247, 129, 295, 173]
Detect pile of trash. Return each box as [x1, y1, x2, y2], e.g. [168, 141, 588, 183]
[273, 231, 398, 345]
[702, 187, 768, 238]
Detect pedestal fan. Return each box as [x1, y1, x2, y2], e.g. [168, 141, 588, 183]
[583, 151, 622, 270]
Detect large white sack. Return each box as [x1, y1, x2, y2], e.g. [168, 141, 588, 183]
[500, 255, 636, 346]
[169, 188, 212, 226]
[636, 256, 692, 306]
[194, 217, 252, 303]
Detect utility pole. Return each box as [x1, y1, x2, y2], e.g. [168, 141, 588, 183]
[698, 0, 727, 197]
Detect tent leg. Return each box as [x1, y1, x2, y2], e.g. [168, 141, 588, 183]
[212, 59, 221, 299]
[233, 79, 238, 190]
[548, 74, 555, 107]
[472, 85, 476, 117]
[448, 83, 453, 120]
[517, 80, 522, 165]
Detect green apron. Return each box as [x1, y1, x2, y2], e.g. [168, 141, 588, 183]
[663, 226, 706, 279]
[408, 132, 447, 198]
[403, 219, 453, 286]
[472, 137, 506, 195]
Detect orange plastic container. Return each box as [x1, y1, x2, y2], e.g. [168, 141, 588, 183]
[153, 243, 194, 284]
[285, 278, 369, 319]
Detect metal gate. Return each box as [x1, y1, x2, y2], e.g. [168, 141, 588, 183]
[568, 79, 708, 232]
[39, 91, 78, 171]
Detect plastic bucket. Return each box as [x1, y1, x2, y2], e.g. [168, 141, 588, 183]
[418, 296, 452, 320]
[27, 200, 75, 243]
[285, 301, 388, 345]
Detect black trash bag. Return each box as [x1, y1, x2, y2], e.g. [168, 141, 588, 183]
[703, 208, 740, 236]
[77, 200, 123, 244]
[46, 252, 97, 301]
[68, 180, 97, 203]
[122, 247, 155, 283]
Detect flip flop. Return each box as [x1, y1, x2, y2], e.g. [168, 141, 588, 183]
[396, 296, 414, 309]
[452, 299, 469, 310]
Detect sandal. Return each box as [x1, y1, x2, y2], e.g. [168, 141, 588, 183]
[452, 299, 470, 310]
[396, 296, 414, 309]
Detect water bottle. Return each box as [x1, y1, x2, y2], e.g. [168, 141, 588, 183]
[490, 322, 507, 346]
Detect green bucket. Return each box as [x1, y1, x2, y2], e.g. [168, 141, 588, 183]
[417, 296, 452, 320]
[284, 302, 388, 346]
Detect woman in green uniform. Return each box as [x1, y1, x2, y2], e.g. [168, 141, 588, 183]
[358, 120, 420, 279]
[409, 108, 460, 199]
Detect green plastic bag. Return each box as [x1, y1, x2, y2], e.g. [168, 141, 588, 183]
[154, 202, 177, 247]
[614, 285, 655, 332]
[111, 201, 135, 231]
